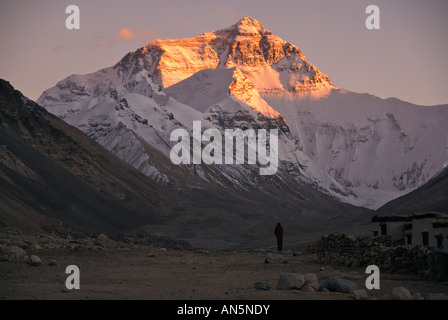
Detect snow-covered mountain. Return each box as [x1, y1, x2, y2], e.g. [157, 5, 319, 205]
[38, 17, 448, 210]
[1, 78, 373, 250]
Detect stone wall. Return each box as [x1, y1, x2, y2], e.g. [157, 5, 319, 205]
[308, 233, 432, 276]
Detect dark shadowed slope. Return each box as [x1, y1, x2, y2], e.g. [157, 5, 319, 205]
[377, 167, 448, 214]
[0, 79, 167, 234]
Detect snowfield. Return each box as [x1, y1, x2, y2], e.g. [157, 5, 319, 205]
[37, 17, 448, 210]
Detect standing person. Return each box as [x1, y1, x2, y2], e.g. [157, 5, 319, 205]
[274, 222, 283, 252]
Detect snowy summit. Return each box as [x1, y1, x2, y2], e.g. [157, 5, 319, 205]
[38, 17, 448, 210]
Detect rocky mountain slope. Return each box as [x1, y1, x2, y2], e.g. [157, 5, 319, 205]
[377, 166, 448, 214]
[37, 17, 448, 212]
[1, 79, 374, 249]
[0, 79, 168, 235]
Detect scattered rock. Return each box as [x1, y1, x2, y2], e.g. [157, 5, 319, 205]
[48, 259, 57, 266]
[0, 245, 28, 261]
[392, 286, 412, 300]
[265, 253, 287, 264]
[353, 289, 368, 300]
[159, 248, 167, 252]
[254, 282, 270, 290]
[30, 242, 42, 250]
[427, 293, 448, 300]
[318, 276, 357, 294]
[14, 240, 28, 249]
[94, 233, 117, 249]
[301, 285, 316, 292]
[29, 255, 41, 266]
[412, 293, 425, 300]
[303, 273, 318, 291]
[277, 273, 305, 290]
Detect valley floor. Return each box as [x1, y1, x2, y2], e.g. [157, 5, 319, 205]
[1, 242, 447, 301]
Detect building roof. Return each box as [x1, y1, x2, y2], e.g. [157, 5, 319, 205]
[371, 213, 413, 223]
[433, 218, 448, 229]
[372, 212, 448, 223]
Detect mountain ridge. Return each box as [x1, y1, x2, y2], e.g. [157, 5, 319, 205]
[37, 17, 448, 210]
[377, 166, 448, 215]
[2, 78, 375, 249]
[0, 78, 166, 234]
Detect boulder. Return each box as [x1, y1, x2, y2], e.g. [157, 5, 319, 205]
[412, 293, 425, 300]
[30, 242, 42, 250]
[277, 273, 305, 290]
[0, 245, 28, 261]
[94, 233, 117, 249]
[265, 253, 287, 264]
[48, 259, 57, 266]
[254, 282, 270, 290]
[353, 289, 368, 300]
[318, 276, 357, 294]
[427, 293, 448, 300]
[301, 285, 316, 292]
[29, 255, 41, 266]
[392, 286, 412, 300]
[303, 273, 319, 291]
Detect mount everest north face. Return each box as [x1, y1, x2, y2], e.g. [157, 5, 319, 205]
[38, 17, 448, 211]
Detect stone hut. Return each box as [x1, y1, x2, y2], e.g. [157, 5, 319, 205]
[372, 212, 448, 249]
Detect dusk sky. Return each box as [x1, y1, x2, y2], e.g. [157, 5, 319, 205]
[1, 0, 447, 106]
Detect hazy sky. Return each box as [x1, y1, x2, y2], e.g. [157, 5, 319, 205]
[1, 0, 447, 106]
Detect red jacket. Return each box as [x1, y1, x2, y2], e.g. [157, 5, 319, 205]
[274, 225, 283, 237]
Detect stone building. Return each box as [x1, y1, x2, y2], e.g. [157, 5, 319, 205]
[371, 212, 448, 249]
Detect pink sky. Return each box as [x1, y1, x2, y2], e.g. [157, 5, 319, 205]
[0, 0, 447, 106]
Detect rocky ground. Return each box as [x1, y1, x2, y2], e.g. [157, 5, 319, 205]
[1, 228, 448, 301]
